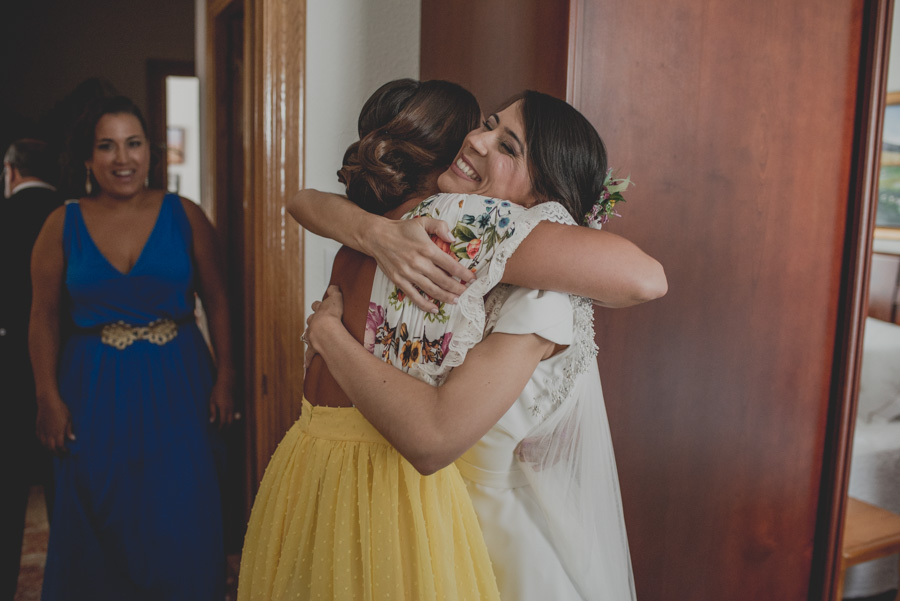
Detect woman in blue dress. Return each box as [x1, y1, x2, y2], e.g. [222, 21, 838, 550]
[29, 96, 235, 600]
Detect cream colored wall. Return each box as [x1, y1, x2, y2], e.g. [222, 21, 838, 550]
[303, 0, 421, 306]
[889, 6, 900, 91]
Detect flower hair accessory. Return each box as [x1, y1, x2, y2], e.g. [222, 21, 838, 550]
[583, 169, 632, 229]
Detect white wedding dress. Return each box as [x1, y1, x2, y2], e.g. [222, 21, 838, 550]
[456, 284, 636, 601]
[370, 193, 637, 601]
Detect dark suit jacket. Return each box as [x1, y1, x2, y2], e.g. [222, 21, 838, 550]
[0, 185, 63, 445]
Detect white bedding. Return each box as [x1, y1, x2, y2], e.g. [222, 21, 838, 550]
[858, 317, 900, 422]
[843, 318, 900, 598]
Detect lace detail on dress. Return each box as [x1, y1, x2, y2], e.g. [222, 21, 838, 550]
[419, 201, 579, 384]
[548, 296, 599, 415]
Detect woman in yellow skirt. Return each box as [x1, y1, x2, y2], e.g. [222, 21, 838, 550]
[238, 80, 502, 601]
[298, 90, 648, 601]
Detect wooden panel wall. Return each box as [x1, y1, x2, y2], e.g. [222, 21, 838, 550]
[420, 0, 569, 111]
[573, 1, 863, 599]
[421, 0, 884, 598]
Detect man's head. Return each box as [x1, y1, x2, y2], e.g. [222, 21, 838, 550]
[3, 139, 57, 198]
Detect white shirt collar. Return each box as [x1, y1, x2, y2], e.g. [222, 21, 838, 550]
[11, 180, 56, 195]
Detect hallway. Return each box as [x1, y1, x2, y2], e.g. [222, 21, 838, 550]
[15, 487, 47, 601]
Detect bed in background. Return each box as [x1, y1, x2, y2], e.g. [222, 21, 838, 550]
[844, 317, 900, 598]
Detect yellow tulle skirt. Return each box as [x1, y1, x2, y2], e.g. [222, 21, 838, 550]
[237, 399, 500, 601]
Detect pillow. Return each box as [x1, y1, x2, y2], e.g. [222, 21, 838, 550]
[858, 317, 900, 422]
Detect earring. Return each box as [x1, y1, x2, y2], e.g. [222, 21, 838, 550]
[85, 168, 93, 195]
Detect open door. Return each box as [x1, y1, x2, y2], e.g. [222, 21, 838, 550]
[202, 0, 306, 530]
[204, 0, 249, 554]
[421, 0, 892, 598]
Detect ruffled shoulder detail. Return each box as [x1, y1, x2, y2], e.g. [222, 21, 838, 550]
[418, 200, 582, 384]
[371, 193, 525, 379]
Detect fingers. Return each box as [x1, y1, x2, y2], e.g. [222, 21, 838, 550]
[41, 429, 67, 455]
[416, 218, 474, 284]
[38, 417, 74, 455]
[411, 267, 467, 303]
[394, 280, 441, 313]
[420, 217, 454, 243]
[220, 404, 234, 427]
[209, 398, 236, 428]
[407, 279, 452, 311]
[304, 346, 318, 370]
[431, 251, 475, 284]
[392, 258, 469, 308]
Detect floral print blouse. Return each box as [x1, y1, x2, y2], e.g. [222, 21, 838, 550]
[365, 193, 524, 376]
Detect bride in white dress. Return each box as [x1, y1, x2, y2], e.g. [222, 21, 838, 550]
[303, 90, 643, 600]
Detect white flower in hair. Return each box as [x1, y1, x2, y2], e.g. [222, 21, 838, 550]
[583, 169, 632, 229]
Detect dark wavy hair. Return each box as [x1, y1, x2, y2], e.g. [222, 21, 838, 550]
[501, 91, 608, 223]
[65, 95, 156, 197]
[338, 79, 480, 214]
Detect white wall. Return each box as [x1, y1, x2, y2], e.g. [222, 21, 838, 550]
[304, 0, 421, 307]
[889, 6, 900, 92]
[166, 76, 202, 203]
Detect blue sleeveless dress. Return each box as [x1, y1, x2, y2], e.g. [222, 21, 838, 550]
[42, 194, 225, 601]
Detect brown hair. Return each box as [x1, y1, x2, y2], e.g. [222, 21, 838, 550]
[496, 91, 608, 223]
[66, 95, 155, 197]
[337, 79, 480, 214]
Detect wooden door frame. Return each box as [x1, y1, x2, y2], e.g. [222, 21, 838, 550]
[203, 0, 306, 508]
[243, 0, 306, 491]
[817, 0, 894, 599]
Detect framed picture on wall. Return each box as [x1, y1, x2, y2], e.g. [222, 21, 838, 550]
[167, 126, 185, 165]
[876, 92, 900, 237]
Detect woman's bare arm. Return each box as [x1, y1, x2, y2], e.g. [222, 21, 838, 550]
[288, 189, 474, 310]
[503, 222, 667, 307]
[29, 207, 74, 453]
[289, 189, 666, 308]
[181, 198, 236, 427]
[305, 286, 552, 475]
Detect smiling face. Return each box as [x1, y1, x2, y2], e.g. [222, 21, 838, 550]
[85, 112, 150, 199]
[437, 100, 536, 207]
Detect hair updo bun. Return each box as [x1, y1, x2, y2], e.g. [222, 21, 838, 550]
[337, 79, 480, 215]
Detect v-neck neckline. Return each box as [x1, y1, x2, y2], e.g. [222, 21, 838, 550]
[77, 195, 168, 277]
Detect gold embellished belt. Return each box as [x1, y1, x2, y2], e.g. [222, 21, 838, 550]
[77, 316, 194, 350]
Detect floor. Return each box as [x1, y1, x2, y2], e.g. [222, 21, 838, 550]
[14, 487, 47, 601]
[14, 486, 240, 601]
[13, 484, 898, 601]
[847, 593, 899, 601]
